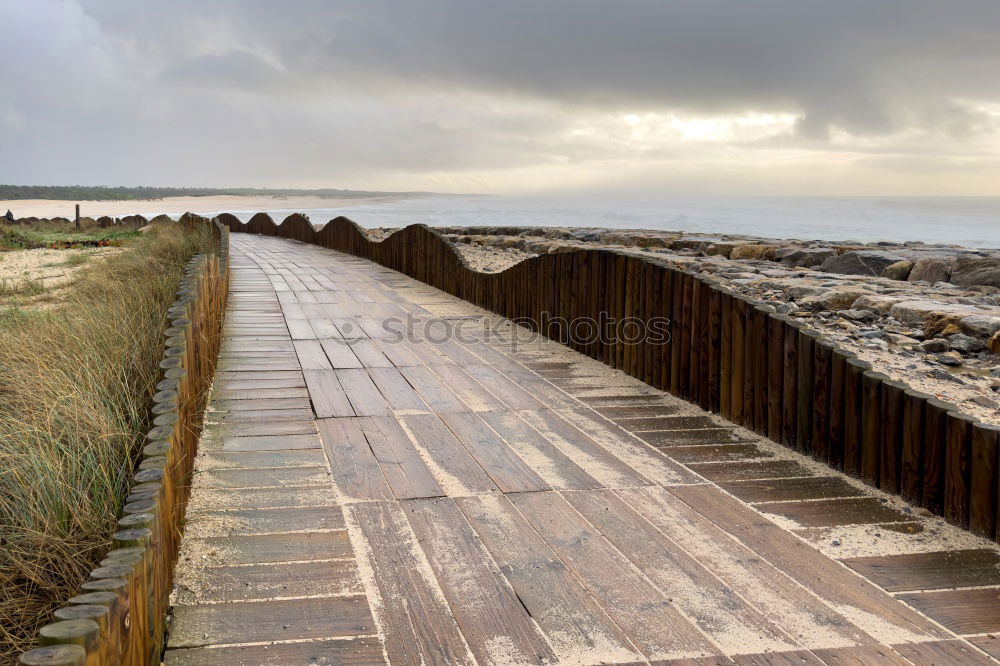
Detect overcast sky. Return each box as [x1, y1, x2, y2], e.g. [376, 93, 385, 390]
[2, 0, 1000, 195]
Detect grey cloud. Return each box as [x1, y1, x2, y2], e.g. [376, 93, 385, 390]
[2, 0, 1000, 190]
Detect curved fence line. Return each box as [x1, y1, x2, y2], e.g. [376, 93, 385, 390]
[19, 215, 230, 666]
[222, 211, 1000, 545]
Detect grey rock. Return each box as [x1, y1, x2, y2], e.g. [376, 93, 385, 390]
[951, 255, 1000, 288]
[920, 339, 950, 353]
[907, 257, 954, 284]
[858, 329, 887, 339]
[881, 260, 914, 281]
[947, 334, 986, 353]
[935, 352, 964, 367]
[775, 246, 836, 268]
[971, 396, 997, 409]
[774, 302, 798, 314]
[838, 309, 877, 321]
[819, 250, 909, 277]
[798, 286, 870, 311]
[960, 314, 1000, 339]
[928, 368, 964, 383]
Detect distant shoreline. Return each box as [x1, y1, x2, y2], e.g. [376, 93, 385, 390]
[0, 193, 428, 219]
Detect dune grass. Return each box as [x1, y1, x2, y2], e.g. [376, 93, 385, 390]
[0, 222, 217, 659]
[0, 227, 141, 251]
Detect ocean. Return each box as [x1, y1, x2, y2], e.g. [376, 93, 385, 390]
[218, 194, 1000, 249]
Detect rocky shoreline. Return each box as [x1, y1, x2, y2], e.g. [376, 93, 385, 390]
[371, 225, 1000, 425]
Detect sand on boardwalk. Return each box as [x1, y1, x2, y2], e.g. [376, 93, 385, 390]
[0, 194, 411, 220]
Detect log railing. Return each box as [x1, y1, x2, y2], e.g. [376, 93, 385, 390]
[18, 217, 229, 666]
[221, 212, 1000, 542]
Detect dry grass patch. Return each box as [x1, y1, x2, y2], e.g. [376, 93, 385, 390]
[0, 222, 218, 659]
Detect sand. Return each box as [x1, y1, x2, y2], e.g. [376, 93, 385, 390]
[0, 194, 410, 220]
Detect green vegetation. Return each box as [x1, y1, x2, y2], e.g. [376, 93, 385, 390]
[0, 227, 141, 250]
[0, 184, 410, 201]
[0, 222, 218, 659]
[0, 278, 46, 300]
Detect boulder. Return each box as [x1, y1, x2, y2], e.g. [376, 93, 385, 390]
[951, 255, 1000, 288]
[960, 314, 1000, 339]
[908, 257, 953, 284]
[798, 286, 870, 311]
[774, 246, 836, 268]
[880, 260, 913, 280]
[838, 309, 877, 321]
[819, 250, 909, 276]
[731, 244, 780, 260]
[853, 293, 905, 315]
[887, 300, 979, 325]
[705, 242, 737, 257]
[947, 334, 985, 353]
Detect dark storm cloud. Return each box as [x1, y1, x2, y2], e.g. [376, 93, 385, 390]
[2, 0, 999, 190]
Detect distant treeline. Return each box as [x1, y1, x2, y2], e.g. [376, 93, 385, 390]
[0, 185, 409, 201]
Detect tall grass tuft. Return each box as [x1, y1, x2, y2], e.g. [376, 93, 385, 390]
[0, 222, 217, 659]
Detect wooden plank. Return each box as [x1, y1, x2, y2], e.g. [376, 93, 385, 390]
[897, 588, 1000, 634]
[461, 363, 546, 410]
[286, 318, 316, 340]
[348, 501, 474, 666]
[303, 368, 355, 418]
[185, 507, 345, 536]
[733, 653, 823, 666]
[165, 636, 385, 666]
[756, 498, 910, 527]
[366, 367, 429, 412]
[666, 444, 772, 464]
[567, 489, 796, 654]
[212, 387, 311, 401]
[616, 415, 720, 432]
[218, 434, 321, 452]
[399, 366, 469, 412]
[427, 364, 504, 411]
[348, 339, 395, 368]
[321, 339, 365, 369]
[687, 460, 815, 483]
[890, 640, 995, 665]
[212, 397, 312, 411]
[720, 477, 864, 503]
[168, 596, 375, 648]
[517, 409, 651, 488]
[438, 411, 549, 493]
[479, 409, 601, 490]
[810, 644, 910, 665]
[638, 428, 747, 447]
[360, 416, 445, 499]
[170, 559, 361, 604]
[560, 408, 699, 485]
[619, 486, 872, 649]
[841, 549, 1000, 592]
[317, 418, 394, 501]
[336, 368, 393, 417]
[404, 498, 558, 665]
[188, 532, 352, 565]
[668, 484, 947, 642]
[509, 491, 719, 661]
[400, 414, 498, 494]
[216, 419, 318, 437]
[455, 494, 641, 663]
[211, 408, 316, 423]
[293, 339, 332, 370]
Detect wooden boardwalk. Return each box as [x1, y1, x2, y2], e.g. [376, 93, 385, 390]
[164, 235, 1000, 665]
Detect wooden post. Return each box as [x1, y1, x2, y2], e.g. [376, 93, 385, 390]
[766, 313, 785, 442]
[922, 398, 955, 515]
[900, 389, 928, 505]
[844, 359, 867, 473]
[970, 423, 1000, 539]
[860, 370, 886, 486]
[945, 411, 976, 528]
[796, 329, 819, 453]
[879, 380, 906, 494]
[75, 204, 81, 230]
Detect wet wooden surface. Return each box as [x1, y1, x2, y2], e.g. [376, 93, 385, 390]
[165, 236, 999, 665]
